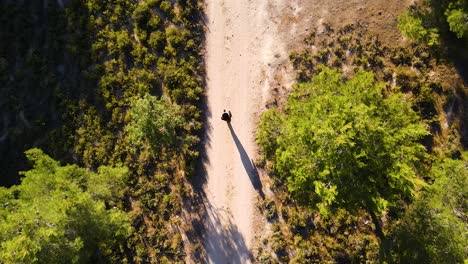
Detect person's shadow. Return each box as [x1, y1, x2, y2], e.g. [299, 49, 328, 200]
[227, 122, 265, 199]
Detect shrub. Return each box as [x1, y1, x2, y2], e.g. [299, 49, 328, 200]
[126, 94, 183, 153]
[149, 31, 166, 51]
[160, 1, 173, 16]
[398, 12, 440, 46]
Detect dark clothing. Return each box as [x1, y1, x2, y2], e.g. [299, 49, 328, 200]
[221, 111, 232, 122]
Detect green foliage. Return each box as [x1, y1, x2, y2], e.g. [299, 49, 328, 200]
[133, 2, 151, 29]
[389, 152, 468, 263]
[88, 166, 130, 205]
[75, 106, 114, 169]
[257, 67, 428, 216]
[446, 2, 468, 38]
[257, 108, 283, 160]
[0, 149, 131, 263]
[398, 0, 468, 45]
[1, 0, 203, 262]
[160, 1, 173, 15]
[126, 94, 183, 152]
[398, 12, 440, 46]
[286, 209, 380, 263]
[266, 22, 466, 263]
[149, 31, 166, 50]
[165, 26, 189, 50]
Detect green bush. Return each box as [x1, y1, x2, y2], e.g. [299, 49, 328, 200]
[126, 94, 183, 153]
[160, 1, 173, 16]
[1, 0, 204, 261]
[398, 0, 468, 45]
[446, 6, 468, 38]
[398, 12, 440, 46]
[133, 3, 151, 29]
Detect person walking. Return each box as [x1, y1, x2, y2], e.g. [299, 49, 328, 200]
[221, 109, 232, 122]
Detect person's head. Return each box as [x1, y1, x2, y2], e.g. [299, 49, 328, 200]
[223, 109, 226, 112]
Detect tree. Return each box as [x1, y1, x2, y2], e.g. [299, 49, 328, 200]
[257, 68, 428, 218]
[398, 12, 440, 46]
[148, 31, 166, 51]
[446, 2, 468, 38]
[132, 2, 151, 29]
[398, 0, 468, 45]
[389, 152, 468, 263]
[0, 149, 131, 263]
[125, 94, 183, 153]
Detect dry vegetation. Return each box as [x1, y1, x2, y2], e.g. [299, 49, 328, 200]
[0, 0, 205, 262]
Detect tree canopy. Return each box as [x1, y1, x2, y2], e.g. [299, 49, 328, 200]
[0, 149, 131, 263]
[125, 94, 183, 153]
[398, 0, 468, 45]
[398, 12, 440, 46]
[389, 152, 468, 263]
[257, 67, 428, 216]
[0, 0, 204, 260]
[445, 0, 468, 38]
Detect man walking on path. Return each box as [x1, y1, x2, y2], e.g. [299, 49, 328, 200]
[221, 110, 232, 122]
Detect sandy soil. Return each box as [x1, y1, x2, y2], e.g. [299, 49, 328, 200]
[201, 0, 294, 263]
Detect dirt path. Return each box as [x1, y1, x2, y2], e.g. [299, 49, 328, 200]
[197, 0, 415, 262]
[201, 0, 295, 263]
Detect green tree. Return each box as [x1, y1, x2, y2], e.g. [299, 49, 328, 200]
[398, 0, 468, 45]
[390, 152, 468, 263]
[0, 149, 131, 263]
[257, 68, 428, 219]
[398, 12, 440, 46]
[148, 31, 166, 51]
[132, 2, 151, 29]
[446, 2, 468, 38]
[125, 94, 183, 153]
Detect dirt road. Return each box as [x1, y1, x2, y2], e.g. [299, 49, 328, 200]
[201, 0, 295, 263]
[197, 0, 414, 262]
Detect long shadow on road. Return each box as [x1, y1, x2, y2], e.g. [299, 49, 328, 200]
[190, 120, 264, 263]
[202, 199, 253, 264]
[227, 122, 265, 199]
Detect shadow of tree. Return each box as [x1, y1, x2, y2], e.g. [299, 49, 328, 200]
[201, 198, 254, 264]
[188, 173, 253, 263]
